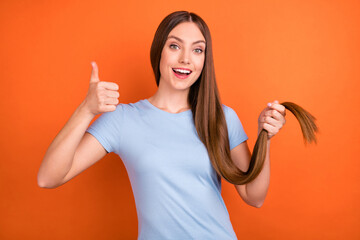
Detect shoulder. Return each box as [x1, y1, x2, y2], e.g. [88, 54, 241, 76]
[121, 99, 148, 110]
[221, 104, 248, 148]
[95, 99, 144, 122]
[221, 104, 245, 129]
[221, 104, 238, 120]
[89, 100, 147, 133]
[222, 104, 234, 112]
[114, 99, 148, 115]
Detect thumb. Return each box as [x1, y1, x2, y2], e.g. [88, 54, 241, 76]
[90, 61, 100, 83]
[267, 100, 279, 109]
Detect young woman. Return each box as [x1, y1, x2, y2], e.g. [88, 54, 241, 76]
[38, 11, 286, 239]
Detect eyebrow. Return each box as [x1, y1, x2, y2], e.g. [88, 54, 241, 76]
[167, 35, 206, 45]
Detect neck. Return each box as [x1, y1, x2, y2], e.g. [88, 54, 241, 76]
[148, 82, 190, 114]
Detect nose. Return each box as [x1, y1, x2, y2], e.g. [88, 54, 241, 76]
[179, 50, 190, 64]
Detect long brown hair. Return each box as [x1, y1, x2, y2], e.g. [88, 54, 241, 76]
[150, 11, 318, 185]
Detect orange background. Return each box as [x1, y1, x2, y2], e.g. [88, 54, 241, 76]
[1, 0, 359, 239]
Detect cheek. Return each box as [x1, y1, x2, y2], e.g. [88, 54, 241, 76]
[159, 57, 165, 74]
[159, 56, 169, 76]
[194, 56, 205, 74]
[159, 50, 176, 72]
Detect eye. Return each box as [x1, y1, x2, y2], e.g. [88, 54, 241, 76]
[170, 44, 179, 50]
[194, 48, 204, 54]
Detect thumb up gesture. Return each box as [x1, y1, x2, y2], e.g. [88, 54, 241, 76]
[82, 62, 120, 116]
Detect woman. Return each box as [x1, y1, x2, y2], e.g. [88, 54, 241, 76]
[38, 11, 286, 239]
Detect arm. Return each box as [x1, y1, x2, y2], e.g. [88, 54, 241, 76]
[37, 62, 120, 188]
[37, 103, 106, 188]
[232, 100, 286, 208]
[232, 140, 270, 208]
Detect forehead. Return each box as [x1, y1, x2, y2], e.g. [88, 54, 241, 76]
[167, 22, 205, 42]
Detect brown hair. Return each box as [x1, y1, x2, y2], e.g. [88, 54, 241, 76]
[150, 11, 318, 185]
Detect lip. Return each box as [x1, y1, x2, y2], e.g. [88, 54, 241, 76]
[172, 68, 192, 79]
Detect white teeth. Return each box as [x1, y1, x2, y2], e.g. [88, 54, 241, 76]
[173, 68, 191, 74]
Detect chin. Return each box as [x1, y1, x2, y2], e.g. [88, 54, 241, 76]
[171, 80, 197, 91]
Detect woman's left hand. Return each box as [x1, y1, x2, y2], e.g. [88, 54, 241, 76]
[258, 100, 286, 139]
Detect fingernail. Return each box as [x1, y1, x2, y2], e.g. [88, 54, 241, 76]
[267, 103, 272, 107]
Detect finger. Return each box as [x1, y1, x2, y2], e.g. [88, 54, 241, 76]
[106, 90, 120, 98]
[264, 109, 277, 118]
[101, 105, 117, 112]
[266, 102, 272, 109]
[99, 81, 119, 91]
[260, 115, 280, 128]
[263, 122, 278, 137]
[269, 109, 284, 121]
[90, 61, 100, 83]
[268, 101, 286, 116]
[104, 97, 119, 105]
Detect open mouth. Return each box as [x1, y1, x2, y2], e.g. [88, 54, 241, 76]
[172, 68, 192, 76]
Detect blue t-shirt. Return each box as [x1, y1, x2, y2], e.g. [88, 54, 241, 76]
[86, 99, 248, 240]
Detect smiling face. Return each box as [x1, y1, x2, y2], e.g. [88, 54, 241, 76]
[158, 22, 206, 93]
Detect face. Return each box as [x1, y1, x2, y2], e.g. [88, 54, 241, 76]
[159, 22, 206, 93]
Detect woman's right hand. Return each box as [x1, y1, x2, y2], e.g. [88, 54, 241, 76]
[82, 61, 120, 116]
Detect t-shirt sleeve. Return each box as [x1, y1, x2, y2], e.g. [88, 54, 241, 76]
[85, 104, 123, 154]
[223, 105, 248, 150]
